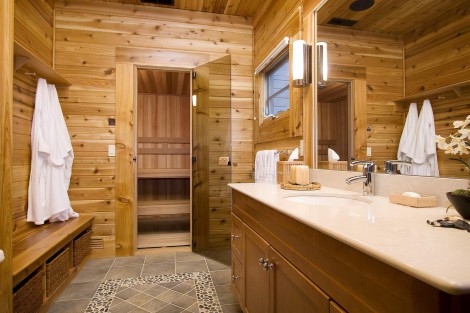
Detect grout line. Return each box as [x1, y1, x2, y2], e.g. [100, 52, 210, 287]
[140, 254, 147, 277]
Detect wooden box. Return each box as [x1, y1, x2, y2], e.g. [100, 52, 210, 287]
[277, 161, 305, 184]
[389, 193, 437, 208]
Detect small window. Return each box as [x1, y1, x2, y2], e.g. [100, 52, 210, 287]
[265, 52, 290, 116]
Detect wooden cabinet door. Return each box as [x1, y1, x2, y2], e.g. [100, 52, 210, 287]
[244, 225, 270, 313]
[231, 213, 244, 262]
[232, 254, 245, 308]
[268, 246, 330, 313]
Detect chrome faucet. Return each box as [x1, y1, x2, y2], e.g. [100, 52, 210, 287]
[346, 161, 375, 195]
[384, 160, 412, 174]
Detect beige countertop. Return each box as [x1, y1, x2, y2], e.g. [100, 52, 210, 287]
[229, 182, 470, 295]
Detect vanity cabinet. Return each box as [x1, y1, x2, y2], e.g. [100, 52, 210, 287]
[233, 215, 330, 313]
[231, 189, 470, 313]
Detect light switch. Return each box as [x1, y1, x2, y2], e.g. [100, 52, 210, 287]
[219, 156, 230, 166]
[108, 144, 116, 157]
[366, 147, 372, 157]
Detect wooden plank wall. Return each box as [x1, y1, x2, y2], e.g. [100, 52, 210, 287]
[0, 0, 14, 310]
[318, 26, 405, 170]
[54, 0, 253, 255]
[253, 0, 303, 154]
[11, 0, 54, 239]
[404, 11, 470, 178]
[14, 0, 54, 67]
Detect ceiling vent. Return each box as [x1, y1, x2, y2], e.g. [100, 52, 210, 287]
[327, 17, 358, 27]
[141, 0, 175, 6]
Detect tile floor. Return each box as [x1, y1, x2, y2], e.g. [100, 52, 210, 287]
[48, 249, 242, 313]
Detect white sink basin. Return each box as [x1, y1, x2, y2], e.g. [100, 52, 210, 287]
[284, 193, 372, 207]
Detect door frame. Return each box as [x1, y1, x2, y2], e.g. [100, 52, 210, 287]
[115, 47, 225, 255]
[134, 65, 193, 250]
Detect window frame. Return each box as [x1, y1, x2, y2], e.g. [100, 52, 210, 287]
[263, 51, 290, 117]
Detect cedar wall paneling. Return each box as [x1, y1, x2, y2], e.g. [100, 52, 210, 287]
[318, 26, 405, 170]
[14, 0, 54, 66]
[54, 0, 253, 256]
[404, 11, 470, 178]
[0, 0, 14, 310]
[253, 0, 303, 154]
[11, 1, 55, 238]
[11, 70, 36, 237]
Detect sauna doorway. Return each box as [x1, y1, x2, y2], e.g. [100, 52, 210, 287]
[136, 68, 192, 248]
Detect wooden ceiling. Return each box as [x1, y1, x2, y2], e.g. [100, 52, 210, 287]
[100, 0, 262, 17]
[318, 81, 348, 103]
[137, 69, 190, 95]
[317, 0, 469, 36]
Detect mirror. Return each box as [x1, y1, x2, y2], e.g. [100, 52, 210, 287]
[314, 0, 470, 179]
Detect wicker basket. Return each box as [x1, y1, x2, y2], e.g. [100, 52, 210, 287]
[73, 229, 92, 267]
[13, 270, 44, 313]
[277, 161, 305, 184]
[46, 247, 70, 296]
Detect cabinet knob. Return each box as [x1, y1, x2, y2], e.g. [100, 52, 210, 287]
[268, 263, 275, 271]
[261, 259, 271, 271]
[258, 258, 266, 265]
[231, 235, 240, 240]
[231, 275, 240, 282]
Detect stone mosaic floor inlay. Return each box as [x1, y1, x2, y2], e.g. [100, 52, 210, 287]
[86, 272, 222, 313]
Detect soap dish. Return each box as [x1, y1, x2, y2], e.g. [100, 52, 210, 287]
[389, 193, 437, 208]
[280, 182, 321, 191]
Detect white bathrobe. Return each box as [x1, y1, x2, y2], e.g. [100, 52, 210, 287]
[397, 103, 418, 175]
[407, 100, 439, 177]
[27, 79, 78, 225]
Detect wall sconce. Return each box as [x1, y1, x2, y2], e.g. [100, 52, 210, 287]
[293, 39, 312, 87]
[317, 42, 328, 87]
[192, 94, 197, 107]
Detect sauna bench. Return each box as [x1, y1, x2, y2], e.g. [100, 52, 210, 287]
[12, 215, 94, 287]
[229, 183, 470, 313]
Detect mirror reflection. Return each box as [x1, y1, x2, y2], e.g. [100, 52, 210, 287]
[314, 0, 470, 179]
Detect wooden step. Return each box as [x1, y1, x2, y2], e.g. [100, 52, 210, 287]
[137, 168, 190, 178]
[137, 231, 190, 248]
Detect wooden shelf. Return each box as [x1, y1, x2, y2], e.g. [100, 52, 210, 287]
[394, 80, 470, 104]
[137, 231, 190, 248]
[138, 137, 190, 144]
[137, 168, 190, 178]
[14, 42, 70, 86]
[138, 199, 190, 217]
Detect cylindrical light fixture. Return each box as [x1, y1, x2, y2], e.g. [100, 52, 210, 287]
[293, 39, 306, 86]
[192, 94, 197, 107]
[293, 39, 312, 87]
[317, 41, 328, 87]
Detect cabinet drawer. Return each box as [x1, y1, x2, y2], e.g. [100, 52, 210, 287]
[231, 253, 244, 307]
[231, 213, 244, 261]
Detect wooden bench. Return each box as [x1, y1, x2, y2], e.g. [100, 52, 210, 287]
[12, 215, 94, 311]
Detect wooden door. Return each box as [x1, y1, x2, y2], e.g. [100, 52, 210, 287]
[268, 246, 330, 313]
[192, 55, 232, 250]
[244, 225, 270, 313]
[115, 63, 137, 256]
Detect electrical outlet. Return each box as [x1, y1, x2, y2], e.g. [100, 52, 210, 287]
[108, 144, 116, 157]
[366, 147, 372, 157]
[218, 156, 229, 166]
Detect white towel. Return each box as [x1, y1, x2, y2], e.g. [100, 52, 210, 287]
[255, 150, 279, 183]
[408, 100, 439, 177]
[397, 103, 418, 175]
[328, 148, 340, 161]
